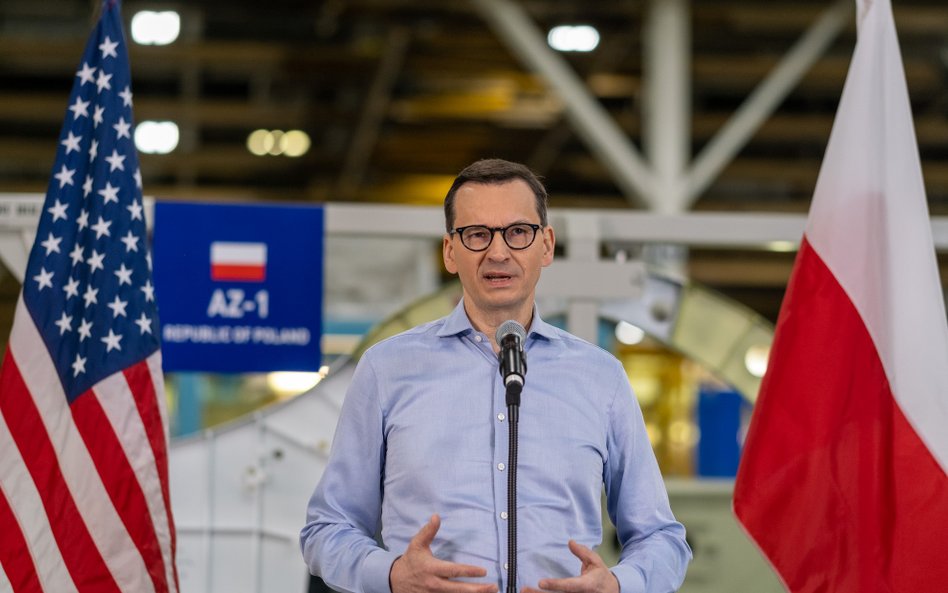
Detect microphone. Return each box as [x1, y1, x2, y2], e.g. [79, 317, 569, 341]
[496, 320, 527, 405]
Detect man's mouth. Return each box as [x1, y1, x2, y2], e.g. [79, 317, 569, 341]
[484, 272, 513, 284]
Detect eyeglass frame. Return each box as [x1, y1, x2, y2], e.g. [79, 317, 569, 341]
[449, 223, 543, 252]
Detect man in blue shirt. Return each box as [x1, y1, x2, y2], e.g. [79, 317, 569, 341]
[301, 159, 691, 593]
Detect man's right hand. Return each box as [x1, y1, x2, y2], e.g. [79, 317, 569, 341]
[390, 514, 499, 593]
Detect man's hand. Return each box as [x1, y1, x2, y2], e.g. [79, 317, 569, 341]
[390, 514, 499, 593]
[522, 540, 620, 593]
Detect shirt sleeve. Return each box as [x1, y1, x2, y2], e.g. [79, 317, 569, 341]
[604, 364, 692, 593]
[300, 352, 399, 593]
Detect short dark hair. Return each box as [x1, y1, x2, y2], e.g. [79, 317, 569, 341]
[443, 159, 548, 232]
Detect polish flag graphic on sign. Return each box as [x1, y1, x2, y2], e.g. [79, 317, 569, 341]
[210, 241, 267, 282]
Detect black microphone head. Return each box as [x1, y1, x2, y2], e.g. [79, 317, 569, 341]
[496, 320, 526, 345]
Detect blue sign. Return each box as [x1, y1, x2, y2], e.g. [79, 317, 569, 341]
[152, 202, 323, 373]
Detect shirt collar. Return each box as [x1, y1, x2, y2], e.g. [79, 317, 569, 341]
[436, 298, 560, 342]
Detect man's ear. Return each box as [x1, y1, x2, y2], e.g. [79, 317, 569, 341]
[541, 225, 555, 267]
[443, 234, 458, 274]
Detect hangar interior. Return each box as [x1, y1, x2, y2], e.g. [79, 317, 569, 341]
[2, 1, 948, 592]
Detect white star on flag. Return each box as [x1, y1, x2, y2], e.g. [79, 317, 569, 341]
[91, 217, 112, 239]
[114, 263, 133, 286]
[55, 312, 73, 335]
[54, 166, 76, 189]
[135, 312, 152, 335]
[33, 268, 54, 290]
[76, 62, 96, 85]
[113, 117, 131, 140]
[71, 353, 87, 377]
[128, 200, 143, 220]
[98, 35, 119, 58]
[62, 131, 83, 154]
[119, 86, 133, 107]
[69, 244, 84, 266]
[95, 69, 112, 93]
[68, 96, 90, 119]
[101, 329, 123, 352]
[107, 295, 128, 318]
[105, 149, 126, 172]
[76, 210, 90, 231]
[77, 318, 93, 341]
[93, 105, 105, 127]
[87, 249, 106, 272]
[121, 231, 139, 252]
[40, 233, 62, 255]
[98, 181, 120, 204]
[47, 199, 69, 221]
[82, 285, 98, 307]
[63, 277, 80, 299]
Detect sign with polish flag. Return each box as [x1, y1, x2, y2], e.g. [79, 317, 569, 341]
[210, 241, 267, 282]
[733, 1, 948, 591]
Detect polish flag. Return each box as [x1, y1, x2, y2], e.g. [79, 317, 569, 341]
[210, 241, 267, 282]
[733, 1, 948, 591]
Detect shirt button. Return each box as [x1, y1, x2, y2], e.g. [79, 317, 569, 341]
[497, 462, 505, 471]
[475, 335, 482, 342]
[500, 511, 508, 520]
[504, 563, 509, 571]
[497, 413, 505, 422]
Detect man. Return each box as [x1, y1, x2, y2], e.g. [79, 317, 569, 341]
[301, 159, 691, 593]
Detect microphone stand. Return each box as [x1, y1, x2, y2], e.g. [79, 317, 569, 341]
[505, 381, 521, 593]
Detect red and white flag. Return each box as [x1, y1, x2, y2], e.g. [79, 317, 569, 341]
[734, 0, 948, 591]
[0, 2, 177, 591]
[210, 241, 268, 282]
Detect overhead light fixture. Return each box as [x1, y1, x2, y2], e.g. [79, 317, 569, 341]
[267, 366, 329, 397]
[766, 240, 798, 252]
[547, 25, 600, 52]
[130, 11, 181, 46]
[615, 320, 646, 345]
[744, 344, 770, 378]
[134, 120, 178, 154]
[246, 129, 311, 157]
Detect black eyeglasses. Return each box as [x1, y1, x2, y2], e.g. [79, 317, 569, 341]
[450, 223, 542, 252]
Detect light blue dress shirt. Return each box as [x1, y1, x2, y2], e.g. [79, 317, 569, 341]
[301, 300, 691, 593]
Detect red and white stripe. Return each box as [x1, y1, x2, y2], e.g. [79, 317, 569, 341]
[0, 297, 177, 593]
[734, 1, 948, 591]
[210, 241, 267, 282]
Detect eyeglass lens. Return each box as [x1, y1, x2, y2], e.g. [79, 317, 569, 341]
[460, 224, 537, 250]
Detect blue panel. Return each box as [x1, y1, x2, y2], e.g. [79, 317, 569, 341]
[152, 202, 323, 373]
[696, 385, 747, 477]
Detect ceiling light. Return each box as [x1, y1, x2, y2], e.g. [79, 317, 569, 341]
[134, 120, 178, 154]
[766, 240, 798, 252]
[247, 129, 269, 156]
[744, 344, 770, 378]
[615, 320, 645, 345]
[267, 369, 327, 397]
[130, 11, 181, 46]
[267, 130, 285, 156]
[547, 25, 600, 52]
[281, 130, 311, 157]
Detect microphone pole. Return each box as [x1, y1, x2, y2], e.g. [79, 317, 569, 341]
[496, 321, 526, 593]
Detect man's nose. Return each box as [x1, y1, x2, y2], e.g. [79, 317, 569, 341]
[485, 229, 511, 259]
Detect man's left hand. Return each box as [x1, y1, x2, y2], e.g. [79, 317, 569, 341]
[522, 540, 620, 593]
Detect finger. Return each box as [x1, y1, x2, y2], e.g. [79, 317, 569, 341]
[429, 558, 489, 579]
[536, 576, 587, 593]
[441, 581, 498, 593]
[566, 540, 604, 568]
[410, 514, 442, 549]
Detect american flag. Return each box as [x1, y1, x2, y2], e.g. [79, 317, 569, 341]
[0, 2, 178, 592]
